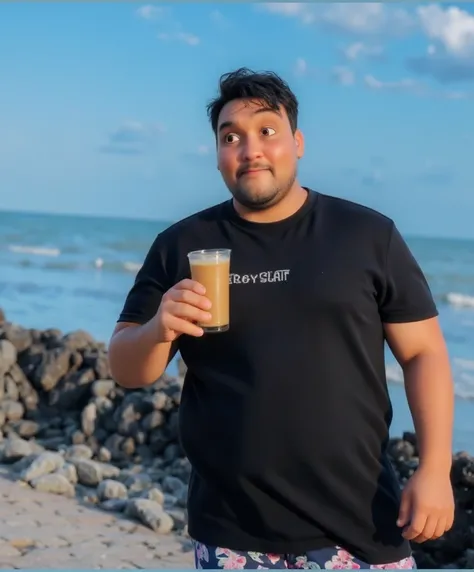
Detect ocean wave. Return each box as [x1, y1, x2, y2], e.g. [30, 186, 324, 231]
[445, 292, 474, 308]
[386, 357, 474, 400]
[8, 244, 60, 257]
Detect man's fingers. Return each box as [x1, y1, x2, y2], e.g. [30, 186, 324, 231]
[397, 493, 411, 528]
[412, 514, 439, 543]
[167, 301, 212, 325]
[171, 288, 212, 311]
[402, 511, 428, 541]
[174, 279, 206, 295]
[432, 517, 448, 540]
[166, 316, 204, 338]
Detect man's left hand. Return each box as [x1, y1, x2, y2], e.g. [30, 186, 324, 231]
[396, 465, 455, 543]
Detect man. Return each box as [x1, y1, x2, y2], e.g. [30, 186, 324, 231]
[109, 68, 455, 569]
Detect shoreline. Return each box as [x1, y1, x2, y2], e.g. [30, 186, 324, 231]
[0, 309, 473, 569]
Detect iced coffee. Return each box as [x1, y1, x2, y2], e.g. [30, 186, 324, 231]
[187, 248, 231, 333]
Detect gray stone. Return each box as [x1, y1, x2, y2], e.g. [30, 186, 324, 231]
[65, 444, 93, 460]
[1, 399, 24, 422]
[97, 479, 128, 501]
[32, 346, 71, 391]
[125, 498, 175, 534]
[55, 462, 78, 485]
[144, 487, 165, 505]
[30, 473, 75, 497]
[92, 379, 116, 398]
[0, 339, 17, 376]
[97, 446, 112, 463]
[20, 451, 64, 482]
[2, 435, 34, 462]
[73, 459, 104, 486]
[99, 498, 127, 512]
[81, 402, 97, 437]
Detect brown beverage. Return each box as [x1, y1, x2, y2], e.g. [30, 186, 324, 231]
[187, 249, 231, 333]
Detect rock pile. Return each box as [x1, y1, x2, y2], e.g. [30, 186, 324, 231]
[0, 310, 473, 568]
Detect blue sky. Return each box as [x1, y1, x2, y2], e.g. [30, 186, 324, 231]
[1, 2, 474, 238]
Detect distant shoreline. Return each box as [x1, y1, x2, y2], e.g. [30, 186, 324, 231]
[1, 206, 474, 243]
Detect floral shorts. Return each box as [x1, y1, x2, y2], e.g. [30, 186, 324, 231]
[192, 540, 417, 570]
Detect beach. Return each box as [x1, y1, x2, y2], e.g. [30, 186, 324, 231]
[0, 469, 194, 569]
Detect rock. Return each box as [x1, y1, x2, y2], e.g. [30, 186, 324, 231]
[100, 498, 128, 512]
[143, 487, 165, 505]
[81, 403, 97, 437]
[1, 399, 25, 422]
[2, 435, 34, 463]
[31, 347, 71, 391]
[0, 339, 17, 376]
[20, 451, 64, 482]
[97, 479, 128, 501]
[92, 379, 116, 398]
[125, 499, 175, 533]
[97, 446, 111, 463]
[11, 420, 40, 438]
[72, 459, 119, 486]
[62, 330, 96, 352]
[73, 459, 104, 486]
[56, 462, 78, 484]
[65, 444, 93, 460]
[30, 473, 75, 497]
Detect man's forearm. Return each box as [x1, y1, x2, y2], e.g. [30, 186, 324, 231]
[403, 349, 454, 472]
[109, 317, 174, 388]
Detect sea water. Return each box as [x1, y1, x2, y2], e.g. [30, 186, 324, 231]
[1, 209, 473, 452]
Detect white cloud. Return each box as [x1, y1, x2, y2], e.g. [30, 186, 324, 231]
[418, 4, 474, 57]
[364, 74, 426, 96]
[158, 32, 200, 46]
[343, 42, 384, 61]
[100, 121, 165, 155]
[294, 58, 308, 77]
[210, 10, 230, 29]
[260, 2, 414, 36]
[136, 5, 163, 21]
[261, 3, 312, 22]
[332, 66, 356, 86]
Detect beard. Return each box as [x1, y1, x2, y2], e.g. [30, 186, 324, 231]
[229, 168, 297, 211]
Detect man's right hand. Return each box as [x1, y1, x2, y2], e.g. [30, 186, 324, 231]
[154, 279, 212, 342]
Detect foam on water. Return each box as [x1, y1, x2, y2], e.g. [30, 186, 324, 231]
[446, 292, 474, 308]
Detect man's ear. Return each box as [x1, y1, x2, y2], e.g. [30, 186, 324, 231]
[294, 129, 305, 159]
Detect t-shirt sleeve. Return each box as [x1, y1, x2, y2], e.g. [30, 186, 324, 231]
[378, 222, 439, 323]
[117, 232, 171, 325]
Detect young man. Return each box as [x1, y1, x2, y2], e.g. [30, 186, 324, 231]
[109, 68, 455, 569]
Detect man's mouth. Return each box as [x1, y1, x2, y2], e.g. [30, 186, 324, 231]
[238, 167, 270, 178]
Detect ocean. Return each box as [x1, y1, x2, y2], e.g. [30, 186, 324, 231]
[1, 209, 473, 453]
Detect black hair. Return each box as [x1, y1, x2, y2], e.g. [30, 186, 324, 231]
[206, 67, 299, 135]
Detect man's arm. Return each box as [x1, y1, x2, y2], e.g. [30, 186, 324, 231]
[384, 316, 455, 542]
[109, 321, 178, 389]
[384, 316, 454, 471]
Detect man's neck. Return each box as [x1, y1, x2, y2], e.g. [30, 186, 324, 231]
[233, 184, 308, 223]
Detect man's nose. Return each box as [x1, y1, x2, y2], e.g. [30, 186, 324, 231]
[240, 135, 264, 162]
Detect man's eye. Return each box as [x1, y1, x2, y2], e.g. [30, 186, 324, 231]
[261, 127, 276, 136]
[224, 133, 239, 143]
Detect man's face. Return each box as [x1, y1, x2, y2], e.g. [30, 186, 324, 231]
[216, 99, 304, 210]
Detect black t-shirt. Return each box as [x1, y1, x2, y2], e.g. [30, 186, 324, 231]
[117, 189, 438, 564]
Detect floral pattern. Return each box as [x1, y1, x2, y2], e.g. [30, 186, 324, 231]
[192, 540, 416, 570]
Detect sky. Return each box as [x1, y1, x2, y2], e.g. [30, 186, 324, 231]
[1, 2, 474, 239]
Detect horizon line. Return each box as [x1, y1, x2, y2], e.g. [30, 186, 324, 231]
[0, 205, 473, 243]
